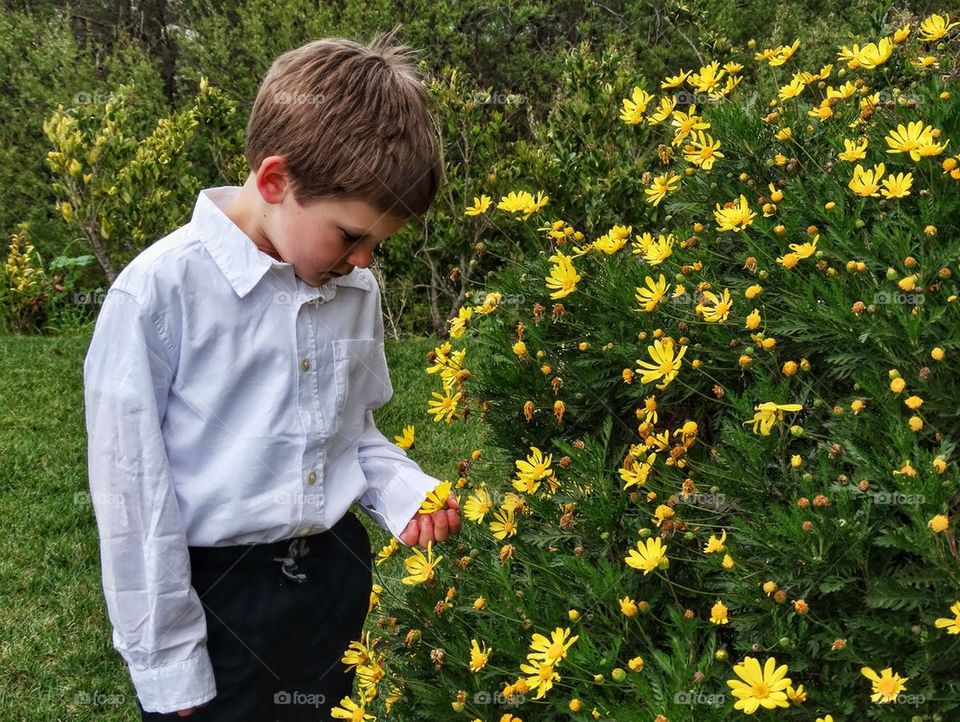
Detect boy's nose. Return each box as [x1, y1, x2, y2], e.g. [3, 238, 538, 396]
[345, 247, 373, 269]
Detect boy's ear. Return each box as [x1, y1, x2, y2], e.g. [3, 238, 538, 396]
[254, 155, 293, 205]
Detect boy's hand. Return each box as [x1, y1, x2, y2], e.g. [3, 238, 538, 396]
[399, 492, 461, 548]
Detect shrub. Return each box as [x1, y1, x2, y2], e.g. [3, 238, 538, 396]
[340, 12, 960, 722]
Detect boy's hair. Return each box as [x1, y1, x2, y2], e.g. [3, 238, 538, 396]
[245, 26, 443, 219]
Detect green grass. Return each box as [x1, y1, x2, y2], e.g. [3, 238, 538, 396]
[0, 331, 487, 720]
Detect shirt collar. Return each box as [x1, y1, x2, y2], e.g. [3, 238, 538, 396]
[192, 186, 373, 299]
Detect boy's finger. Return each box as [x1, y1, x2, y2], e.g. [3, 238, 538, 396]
[446, 508, 461, 535]
[399, 519, 419, 546]
[445, 492, 460, 510]
[418, 514, 434, 548]
[432, 509, 449, 542]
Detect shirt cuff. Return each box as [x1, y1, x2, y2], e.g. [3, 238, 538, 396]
[360, 465, 439, 545]
[129, 649, 216, 714]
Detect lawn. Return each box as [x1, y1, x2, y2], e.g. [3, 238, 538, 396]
[0, 330, 485, 721]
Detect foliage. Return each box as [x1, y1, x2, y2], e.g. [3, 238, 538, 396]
[346, 13, 960, 722]
[42, 78, 240, 282]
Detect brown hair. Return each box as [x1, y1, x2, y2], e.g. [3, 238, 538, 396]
[244, 26, 444, 219]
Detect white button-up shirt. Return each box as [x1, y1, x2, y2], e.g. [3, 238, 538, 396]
[82, 186, 439, 713]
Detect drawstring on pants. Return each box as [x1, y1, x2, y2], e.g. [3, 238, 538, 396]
[273, 537, 311, 583]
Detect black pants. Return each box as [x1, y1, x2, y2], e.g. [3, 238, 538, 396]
[137, 510, 372, 721]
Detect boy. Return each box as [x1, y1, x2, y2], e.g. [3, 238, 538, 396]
[83, 29, 460, 720]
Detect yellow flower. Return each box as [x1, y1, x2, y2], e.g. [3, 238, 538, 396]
[745, 402, 803, 436]
[769, 39, 800, 66]
[545, 251, 581, 299]
[880, 172, 913, 199]
[652, 503, 674, 527]
[469, 639, 492, 671]
[894, 23, 911, 43]
[619, 452, 656, 489]
[625, 537, 668, 575]
[518, 658, 560, 699]
[839, 38, 894, 70]
[489, 505, 518, 539]
[722, 553, 735, 570]
[848, 163, 886, 197]
[928, 514, 950, 533]
[528, 627, 579, 666]
[376, 538, 399, 565]
[860, 666, 908, 704]
[428, 389, 462, 424]
[465, 195, 492, 216]
[786, 684, 806, 703]
[885, 121, 930, 160]
[497, 190, 533, 213]
[419, 479, 453, 514]
[671, 105, 710, 146]
[689, 61, 725, 95]
[703, 529, 727, 554]
[641, 233, 675, 265]
[393, 424, 415, 449]
[786, 235, 818, 260]
[620, 86, 653, 124]
[645, 172, 681, 206]
[514, 446, 553, 494]
[727, 656, 791, 714]
[619, 596, 639, 616]
[647, 96, 677, 125]
[683, 130, 724, 170]
[635, 274, 671, 312]
[696, 288, 733, 323]
[778, 77, 806, 100]
[839, 137, 868, 161]
[710, 600, 729, 624]
[934, 601, 960, 634]
[714, 195, 756, 232]
[448, 305, 473, 339]
[402, 541, 443, 585]
[628, 656, 645, 672]
[912, 55, 939, 69]
[635, 338, 688, 390]
[464, 486, 492, 523]
[918, 13, 959, 42]
[745, 308, 761, 330]
[331, 694, 375, 720]
[662, 69, 692, 88]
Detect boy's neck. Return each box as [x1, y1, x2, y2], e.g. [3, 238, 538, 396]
[222, 179, 284, 263]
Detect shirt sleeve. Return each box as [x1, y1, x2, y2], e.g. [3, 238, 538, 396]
[83, 288, 216, 714]
[356, 409, 441, 545]
[355, 288, 440, 545]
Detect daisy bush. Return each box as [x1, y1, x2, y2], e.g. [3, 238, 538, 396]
[334, 12, 960, 722]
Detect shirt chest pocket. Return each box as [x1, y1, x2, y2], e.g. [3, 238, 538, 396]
[332, 338, 393, 420]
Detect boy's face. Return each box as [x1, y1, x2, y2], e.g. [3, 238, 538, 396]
[247, 157, 408, 288]
[269, 194, 406, 288]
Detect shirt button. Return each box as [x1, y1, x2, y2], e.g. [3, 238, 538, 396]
[307, 470, 317, 485]
[300, 357, 311, 372]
